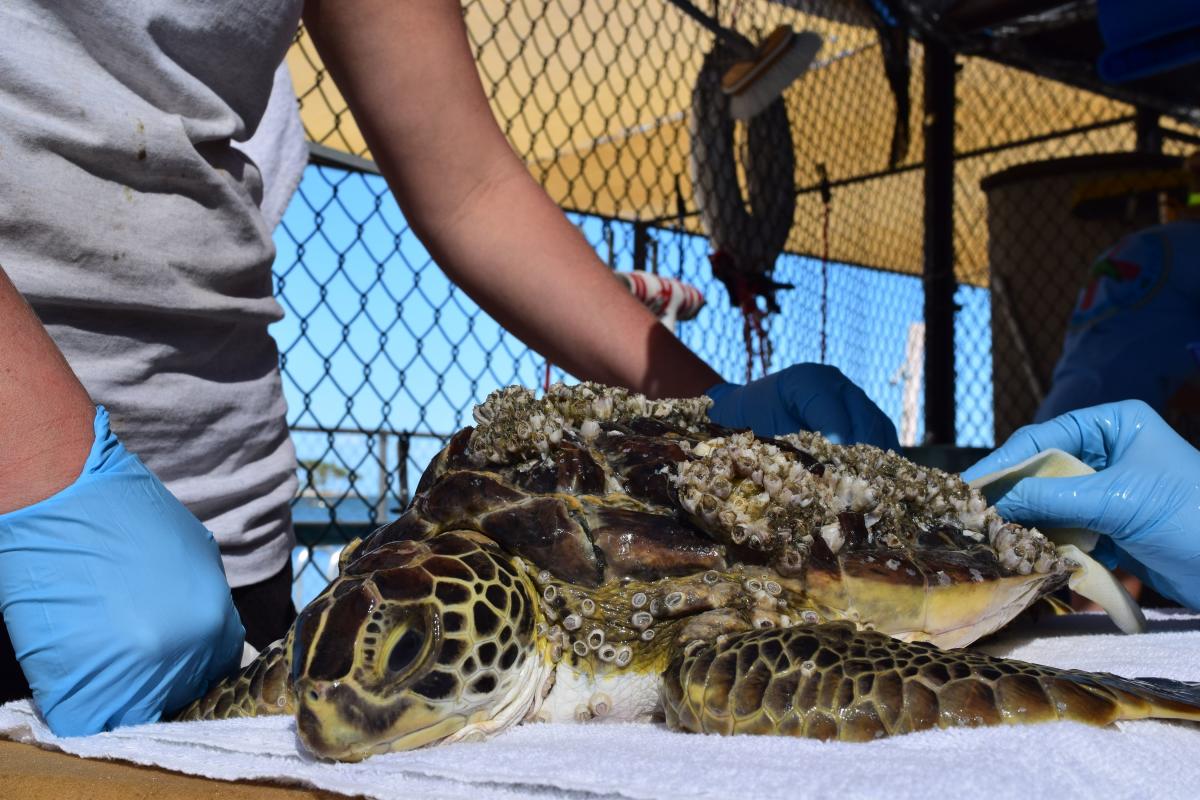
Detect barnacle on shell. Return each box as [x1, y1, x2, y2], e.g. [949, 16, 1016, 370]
[674, 429, 1065, 577]
[674, 432, 832, 556]
[471, 384, 1065, 578]
[468, 382, 712, 464]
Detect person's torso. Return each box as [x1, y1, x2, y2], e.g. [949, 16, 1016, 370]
[0, 0, 303, 319]
[0, 0, 306, 585]
[1038, 221, 1200, 447]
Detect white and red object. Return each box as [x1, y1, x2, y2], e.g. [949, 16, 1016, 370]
[614, 271, 705, 333]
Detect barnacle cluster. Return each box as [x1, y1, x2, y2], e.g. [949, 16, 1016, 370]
[782, 431, 1062, 575]
[781, 432, 983, 529]
[527, 563, 808, 672]
[468, 382, 711, 464]
[676, 430, 1064, 577]
[528, 564, 654, 671]
[470, 383, 1064, 578]
[674, 432, 834, 559]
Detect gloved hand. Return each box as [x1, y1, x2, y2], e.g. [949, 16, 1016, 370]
[961, 400, 1200, 610]
[706, 363, 900, 449]
[0, 406, 244, 735]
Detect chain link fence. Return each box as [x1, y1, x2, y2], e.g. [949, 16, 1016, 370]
[273, 1, 1200, 603]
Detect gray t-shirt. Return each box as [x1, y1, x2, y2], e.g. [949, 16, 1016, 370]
[0, 0, 305, 586]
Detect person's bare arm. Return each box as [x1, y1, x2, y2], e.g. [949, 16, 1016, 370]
[0, 266, 94, 513]
[0, 265, 245, 736]
[302, 0, 722, 398]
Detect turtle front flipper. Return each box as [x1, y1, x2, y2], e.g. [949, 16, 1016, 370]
[171, 639, 294, 721]
[660, 623, 1200, 740]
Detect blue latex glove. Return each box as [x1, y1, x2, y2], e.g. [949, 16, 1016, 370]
[706, 363, 900, 449]
[0, 406, 244, 735]
[961, 400, 1200, 610]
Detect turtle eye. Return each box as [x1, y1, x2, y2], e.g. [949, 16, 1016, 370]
[387, 629, 424, 674]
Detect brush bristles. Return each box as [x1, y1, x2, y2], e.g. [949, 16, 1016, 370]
[726, 29, 822, 121]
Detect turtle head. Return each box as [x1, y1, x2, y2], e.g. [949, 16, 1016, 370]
[290, 532, 544, 761]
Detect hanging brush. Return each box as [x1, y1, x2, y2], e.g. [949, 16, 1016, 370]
[667, 0, 822, 120]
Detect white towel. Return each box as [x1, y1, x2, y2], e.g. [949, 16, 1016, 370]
[3, 609, 1199, 800]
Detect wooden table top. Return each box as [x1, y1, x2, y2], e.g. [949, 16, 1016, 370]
[0, 739, 355, 800]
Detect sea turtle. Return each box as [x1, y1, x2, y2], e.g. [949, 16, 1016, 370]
[176, 383, 1200, 761]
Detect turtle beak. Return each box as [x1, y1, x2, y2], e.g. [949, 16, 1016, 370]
[294, 676, 469, 760]
[294, 679, 366, 760]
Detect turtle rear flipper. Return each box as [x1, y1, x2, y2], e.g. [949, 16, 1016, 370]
[1093, 675, 1200, 720]
[660, 623, 1200, 740]
[171, 639, 293, 721]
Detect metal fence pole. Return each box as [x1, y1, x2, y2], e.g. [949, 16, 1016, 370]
[922, 40, 957, 445]
[633, 221, 650, 273]
[396, 433, 412, 510]
[1135, 106, 1162, 153]
[375, 430, 389, 523]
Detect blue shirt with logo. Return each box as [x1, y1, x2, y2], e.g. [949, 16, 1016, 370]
[1037, 221, 1200, 445]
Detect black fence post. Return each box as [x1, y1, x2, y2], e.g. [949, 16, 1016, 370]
[632, 221, 650, 273]
[1135, 106, 1162, 153]
[922, 40, 957, 446]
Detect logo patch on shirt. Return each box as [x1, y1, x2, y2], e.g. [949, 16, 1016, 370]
[1069, 233, 1168, 329]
